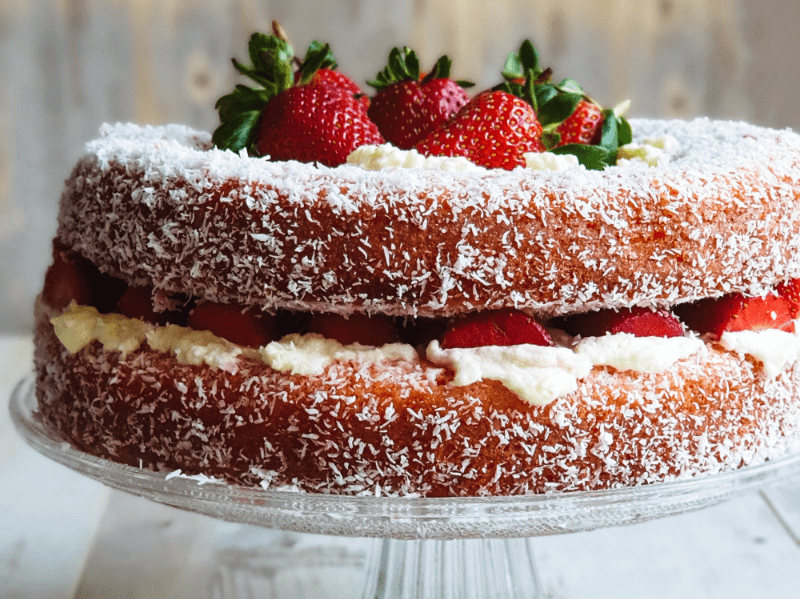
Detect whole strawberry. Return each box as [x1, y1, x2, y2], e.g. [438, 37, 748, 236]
[415, 90, 544, 170]
[499, 39, 630, 168]
[213, 33, 382, 165]
[293, 40, 369, 108]
[554, 99, 604, 147]
[367, 48, 472, 149]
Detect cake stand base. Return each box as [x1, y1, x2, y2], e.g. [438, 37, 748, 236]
[368, 537, 541, 599]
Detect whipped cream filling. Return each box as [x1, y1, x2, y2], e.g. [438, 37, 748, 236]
[49, 303, 418, 376]
[719, 323, 800, 378]
[346, 136, 678, 172]
[427, 333, 705, 405]
[50, 303, 796, 406]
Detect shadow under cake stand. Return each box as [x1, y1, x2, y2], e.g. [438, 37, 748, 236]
[10, 375, 800, 599]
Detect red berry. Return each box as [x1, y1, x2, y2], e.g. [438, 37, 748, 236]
[415, 90, 544, 170]
[295, 68, 369, 109]
[187, 302, 276, 349]
[116, 286, 177, 326]
[368, 77, 469, 149]
[307, 313, 398, 346]
[673, 292, 795, 339]
[256, 85, 383, 167]
[554, 99, 604, 147]
[556, 307, 684, 338]
[42, 250, 91, 310]
[776, 278, 800, 318]
[441, 309, 553, 349]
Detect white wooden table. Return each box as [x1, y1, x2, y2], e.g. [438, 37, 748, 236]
[3, 333, 800, 599]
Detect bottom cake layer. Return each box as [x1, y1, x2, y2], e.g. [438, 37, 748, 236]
[33, 310, 800, 497]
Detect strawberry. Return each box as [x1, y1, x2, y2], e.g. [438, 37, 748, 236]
[554, 307, 684, 339]
[213, 32, 382, 166]
[497, 39, 631, 168]
[42, 248, 92, 310]
[255, 84, 382, 166]
[367, 48, 472, 149]
[307, 313, 398, 346]
[399, 316, 449, 348]
[415, 90, 544, 170]
[776, 278, 800, 318]
[187, 301, 276, 348]
[116, 286, 184, 326]
[292, 40, 369, 109]
[554, 99, 604, 147]
[440, 309, 552, 349]
[674, 292, 796, 339]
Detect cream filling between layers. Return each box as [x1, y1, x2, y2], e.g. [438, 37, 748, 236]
[49, 303, 799, 406]
[426, 334, 705, 405]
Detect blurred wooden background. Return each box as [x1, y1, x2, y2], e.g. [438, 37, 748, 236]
[1, 0, 800, 332]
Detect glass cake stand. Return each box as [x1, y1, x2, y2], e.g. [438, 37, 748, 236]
[10, 375, 800, 599]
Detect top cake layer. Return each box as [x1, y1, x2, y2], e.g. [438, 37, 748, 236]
[56, 118, 800, 318]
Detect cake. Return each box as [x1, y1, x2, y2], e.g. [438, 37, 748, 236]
[31, 33, 800, 497]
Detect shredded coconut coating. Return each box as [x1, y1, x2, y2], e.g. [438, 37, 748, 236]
[34, 312, 800, 497]
[55, 119, 800, 318]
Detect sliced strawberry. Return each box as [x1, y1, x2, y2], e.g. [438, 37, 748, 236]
[187, 302, 276, 348]
[554, 99, 604, 147]
[116, 287, 170, 325]
[307, 313, 398, 346]
[555, 307, 684, 338]
[674, 292, 795, 338]
[415, 90, 544, 170]
[367, 48, 471, 149]
[441, 309, 552, 349]
[42, 250, 91, 310]
[399, 316, 449, 348]
[776, 278, 800, 318]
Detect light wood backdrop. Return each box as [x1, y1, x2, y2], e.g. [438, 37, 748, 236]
[2, 0, 799, 332]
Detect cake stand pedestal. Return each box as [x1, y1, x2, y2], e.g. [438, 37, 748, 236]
[11, 376, 800, 599]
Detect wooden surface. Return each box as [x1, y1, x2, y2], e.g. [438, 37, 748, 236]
[2, 0, 800, 332]
[3, 334, 800, 598]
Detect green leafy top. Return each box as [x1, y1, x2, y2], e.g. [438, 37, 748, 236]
[367, 47, 473, 90]
[212, 32, 335, 155]
[495, 39, 632, 170]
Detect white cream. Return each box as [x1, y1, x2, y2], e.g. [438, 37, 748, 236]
[348, 144, 580, 173]
[260, 333, 419, 376]
[426, 340, 592, 406]
[51, 303, 153, 355]
[720, 324, 800, 379]
[50, 304, 418, 376]
[617, 135, 678, 167]
[52, 303, 797, 406]
[147, 325, 246, 374]
[574, 333, 705, 373]
[523, 152, 580, 171]
[426, 334, 704, 406]
[346, 144, 484, 172]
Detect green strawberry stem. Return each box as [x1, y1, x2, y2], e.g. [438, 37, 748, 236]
[213, 28, 337, 155]
[497, 38, 633, 170]
[368, 47, 473, 90]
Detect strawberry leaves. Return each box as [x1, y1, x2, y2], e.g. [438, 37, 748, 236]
[497, 39, 633, 170]
[367, 47, 473, 91]
[213, 33, 296, 154]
